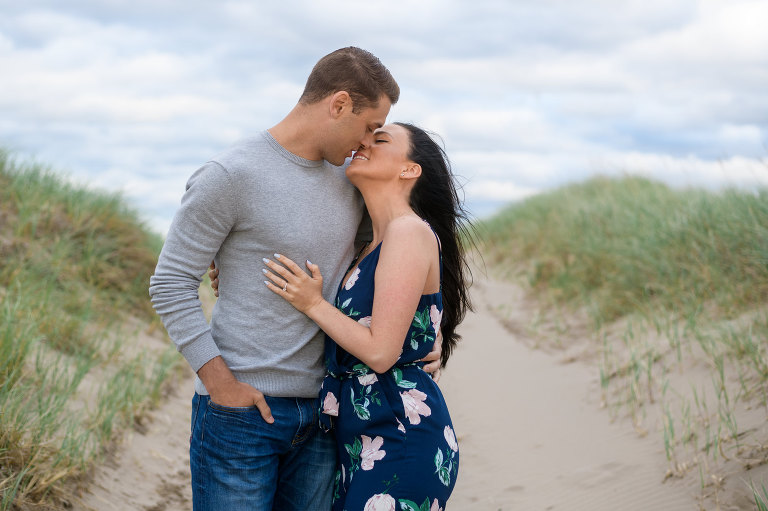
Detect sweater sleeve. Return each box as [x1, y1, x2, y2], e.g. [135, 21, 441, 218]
[149, 162, 238, 372]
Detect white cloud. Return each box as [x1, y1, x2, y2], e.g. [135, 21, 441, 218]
[0, 0, 765, 235]
[466, 180, 540, 202]
[591, 152, 768, 189]
[718, 124, 764, 146]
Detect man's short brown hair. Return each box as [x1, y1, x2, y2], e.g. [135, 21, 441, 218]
[299, 47, 400, 113]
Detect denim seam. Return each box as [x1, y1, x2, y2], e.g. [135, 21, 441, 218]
[191, 393, 202, 436]
[293, 424, 313, 446]
[208, 402, 254, 413]
[195, 396, 209, 503]
[293, 425, 315, 445]
[291, 398, 307, 446]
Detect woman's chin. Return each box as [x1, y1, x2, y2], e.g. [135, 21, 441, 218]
[345, 167, 360, 184]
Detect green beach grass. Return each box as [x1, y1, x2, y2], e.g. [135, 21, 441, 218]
[478, 175, 768, 507]
[0, 151, 185, 510]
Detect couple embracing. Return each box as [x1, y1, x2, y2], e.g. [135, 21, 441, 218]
[150, 46, 472, 511]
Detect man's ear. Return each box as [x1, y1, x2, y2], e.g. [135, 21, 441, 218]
[329, 91, 352, 119]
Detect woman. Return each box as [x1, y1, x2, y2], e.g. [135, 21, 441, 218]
[261, 122, 473, 510]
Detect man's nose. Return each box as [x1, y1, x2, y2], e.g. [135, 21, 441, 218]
[359, 131, 375, 149]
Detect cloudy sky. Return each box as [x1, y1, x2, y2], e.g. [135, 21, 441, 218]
[1, 0, 766, 235]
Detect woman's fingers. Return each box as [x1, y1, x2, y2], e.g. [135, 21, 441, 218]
[263, 254, 316, 289]
[273, 254, 304, 275]
[262, 267, 285, 289]
[262, 260, 294, 294]
[262, 255, 306, 297]
[264, 279, 282, 294]
[263, 255, 304, 280]
[263, 255, 325, 314]
[305, 259, 320, 278]
[263, 254, 322, 297]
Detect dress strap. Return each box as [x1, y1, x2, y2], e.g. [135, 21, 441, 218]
[424, 220, 443, 286]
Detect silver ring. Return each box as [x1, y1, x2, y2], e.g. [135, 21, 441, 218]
[282, 282, 288, 292]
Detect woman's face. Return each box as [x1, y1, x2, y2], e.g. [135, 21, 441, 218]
[325, 96, 391, 166]
[346, 123, 412, 183]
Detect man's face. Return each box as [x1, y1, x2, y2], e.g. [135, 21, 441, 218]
[327, 95, 392, 166]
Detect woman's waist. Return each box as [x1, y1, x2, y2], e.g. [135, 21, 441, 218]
[326, 359, 425, 380]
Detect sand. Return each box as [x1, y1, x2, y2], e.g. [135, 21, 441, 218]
[72, 376, 194, 511]
[71, 276, 721, 510]
[439, 277, 696, 510]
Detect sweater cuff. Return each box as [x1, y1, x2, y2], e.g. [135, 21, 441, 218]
[180, 333, 222, 373]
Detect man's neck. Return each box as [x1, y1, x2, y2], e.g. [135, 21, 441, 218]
[268, 105, 323, 161]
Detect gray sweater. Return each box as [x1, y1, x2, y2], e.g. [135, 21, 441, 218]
[149, 131, 368, 398]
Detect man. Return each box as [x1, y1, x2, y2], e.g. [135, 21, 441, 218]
[149, 47, 438, 511]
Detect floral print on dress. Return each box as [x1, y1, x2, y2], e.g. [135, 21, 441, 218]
[360, 435, 386, 471]
[408, 307, 436, 349]
[398, 497, 443, 511]
[391, 367, 417, 389]
[430, 305, 442, 335]
[358, 372, 378, 386]
[323, 391, 339, 416]
[345, 434, 386, 476]
[443, 426, 458, 452]
[434, 425, 459, 487]
[335, 295, 362, 319]
[401, 388, 432, 425]
[351, 385, 379, 421]
[434, 428, 459, 487]
[332, 466, 343, 502]
[320, 231, 457, 510]
[364, 494, 395, 511]
[345, 267, 361, 290]
[364, 494, 445, 511]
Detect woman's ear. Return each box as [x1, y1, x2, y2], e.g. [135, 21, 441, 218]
[329, 91, 352, 118]
[400, 163, 422, 179]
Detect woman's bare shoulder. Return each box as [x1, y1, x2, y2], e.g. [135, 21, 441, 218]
[386, 215, 432, 238]
[382, 215, 436, 252]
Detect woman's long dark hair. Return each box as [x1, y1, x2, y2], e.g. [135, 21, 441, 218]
[396, 122, 475, 367]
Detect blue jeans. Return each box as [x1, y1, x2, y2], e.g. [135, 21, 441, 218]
[190, 393, 336, 511]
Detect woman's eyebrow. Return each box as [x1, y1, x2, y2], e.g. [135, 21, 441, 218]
[373, 130, 391, 137]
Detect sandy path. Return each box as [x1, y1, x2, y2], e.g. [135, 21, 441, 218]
[440, 278, 696, 510]
[73, 278, 699, 510]
[73, 368, 194, 511]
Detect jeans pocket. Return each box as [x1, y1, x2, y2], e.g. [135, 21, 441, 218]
[191, 393, 203, 440]
[208, 400, 258, 413]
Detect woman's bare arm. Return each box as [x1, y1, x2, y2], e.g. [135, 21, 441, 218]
[264, 217, 437, 373]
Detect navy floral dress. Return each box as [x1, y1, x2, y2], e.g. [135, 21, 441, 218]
[318, 235, 459, 511]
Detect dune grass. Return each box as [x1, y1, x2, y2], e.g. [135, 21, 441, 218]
[753, 480, 768, 511]
[0, 151, 184, 510]
[478, 175, 768, 506]
[481, 176, 768, 323]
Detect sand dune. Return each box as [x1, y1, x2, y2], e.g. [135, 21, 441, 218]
[72, 277, 706, 510]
